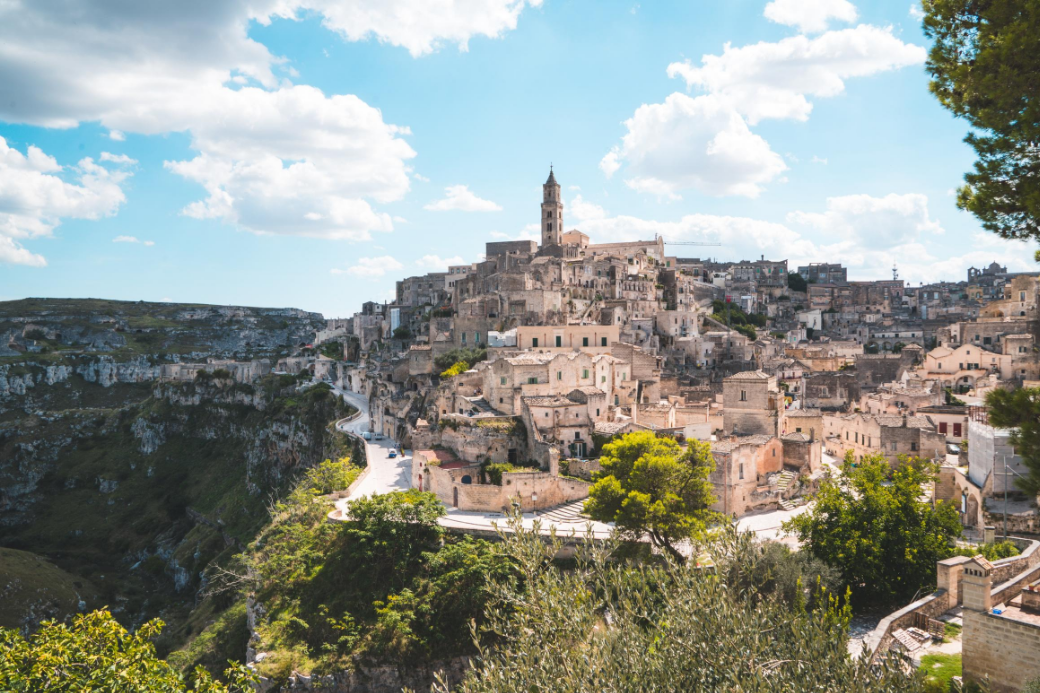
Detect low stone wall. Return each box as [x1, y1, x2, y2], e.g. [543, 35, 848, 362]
[565, 458, 601, 480]
[454, 471, 591, 513]
[984, 508, 1040, 535]
[866, 590, 951, 663]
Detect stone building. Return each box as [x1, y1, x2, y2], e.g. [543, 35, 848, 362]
[722, 370, 785, 437]
[961, 557, 1040, 692]
[824, 413, 946, 465]
[709, 435, 785, 517]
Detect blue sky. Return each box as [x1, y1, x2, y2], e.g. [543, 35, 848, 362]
[0, 0, 1034, 317]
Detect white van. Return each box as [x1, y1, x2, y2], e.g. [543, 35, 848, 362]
[362, 432, 372, 441]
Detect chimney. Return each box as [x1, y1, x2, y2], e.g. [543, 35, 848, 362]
[961, 557, 993, 613]
[902, 414, 908, 428]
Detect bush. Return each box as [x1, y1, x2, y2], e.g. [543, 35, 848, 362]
[483, 462, 514, 485]
[440, 360, 469, 379]
[434, 348, 487, 372]
[949, 540, 1020, 561]
[392, 327, 412, 340]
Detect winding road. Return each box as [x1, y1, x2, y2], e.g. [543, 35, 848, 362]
[327, 384, 613, 537]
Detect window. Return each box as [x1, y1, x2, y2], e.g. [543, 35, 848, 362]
[740, 390, 747, 402]
[622, 372, 627, 380]
[500, 376, 507, 385]
[846, 432, 849, 440]
[615, 395, 619, 405]
[555, 336, 562, 347]
[739, 463, 744, 480]
[545, 412, 549, 417]
[532, 338, 538, 347]
[528, 377, 539, 384]
[596, 408, 600, 416]
[475, 332, 480, 345]
[796, 427, 802, 433]
[939, 422, 947, 434]
[891, 442, 897, 451]
[575, 432, 581, 440]
[953, 423, 962, 437]
[911, 442, 918, 451]
[582, 369, 590, 379]
[583, 337, 589, 347]
[557, 371, 562, 381]
[601, 337, 608, 347]
[499, 398, 503, 403]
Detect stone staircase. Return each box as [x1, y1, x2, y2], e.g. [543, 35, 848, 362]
[776, 470, 796, 492]
[535, 500, 588, 525]
[464, 396, 496, 414]
[778, 498, 797, 511]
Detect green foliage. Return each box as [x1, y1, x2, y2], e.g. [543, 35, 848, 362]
[787, 272, 808, 292]
[227, 486, 507, 676]
[864, 341, 879, 354]
[918, 652, 961, 693]
[24, 328, 46, 341]
[985, 387, 1040, 495]
[892, 342, 907, 354]
[945, 387, 967, 406]
[0, 610, 255, 692]
[318, 341, 342, 360]
[441, 519, 923, 693]
[392, 326, 412, 340]
[784, 453, 963, 608]
[585, 432, 717, 563]
[949, 540, 1020, 561]
[924, 0, 1040, 240]
[734, 324, 758, 341]
[722, 540, 843, 612]
[482, 462, 515, 485]
[440, 360, 469, 379]
[434, 347, 487, 372]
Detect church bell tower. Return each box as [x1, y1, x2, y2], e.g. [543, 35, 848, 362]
[541, 166, 563, 247]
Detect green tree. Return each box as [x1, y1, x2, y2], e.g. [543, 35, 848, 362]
[984, 386, 1040, 495]
[584, 432, 716, 563]
[0, 611, 254, 692]
[784, 453, 963, 607]
[923, 0, 1040, 240]
[438, 519, 924, 693]
[392, 326, 412, 340]
[787, 272, 808, 292]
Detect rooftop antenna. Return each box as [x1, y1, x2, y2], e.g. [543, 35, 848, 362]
[893, 264, 899, 281]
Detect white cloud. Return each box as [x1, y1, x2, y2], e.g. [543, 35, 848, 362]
[570, 195, 607, 222]
[0, 0, 540, 241]
[609, 93, 787, 199]
[811, 155, 828, 164]
[666, 25, 926, 124]
[490, 224, 540, 242]
[0, 137, 129, 266]
[333, 256, 404, 277]
[606, 24, 923, 197]
[424, 185, 502, 212]
[100, 152, 137, 165]
[763, 0, 857, 34]
[787, 192, 943, 250]
[415, 254, 465, 271]
[113, 235, 154, 245]
[108, 130, 125, 142]
[272, 0, 543, 58]
[412, 173, 430, 182]
[909, 3, 925, 20]
[600, 148, 621, 178]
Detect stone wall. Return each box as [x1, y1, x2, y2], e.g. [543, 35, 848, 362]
[454, 471, 590, 513]
[963, 611, 1040, 693]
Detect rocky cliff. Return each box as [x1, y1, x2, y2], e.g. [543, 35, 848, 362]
[0, 299, 348, 645]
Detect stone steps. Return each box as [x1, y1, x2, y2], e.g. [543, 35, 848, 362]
[778, 498, 796, 511]
[536, 500, 587, 523]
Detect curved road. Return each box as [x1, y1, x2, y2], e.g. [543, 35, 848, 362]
[327, 384, 613, 537]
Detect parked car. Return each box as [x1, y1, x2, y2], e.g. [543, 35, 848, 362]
[947, 443, 961, 455]
[388, 450, 397, 458]
[362, 432, 372, 441]
[375, 433, 383, 440]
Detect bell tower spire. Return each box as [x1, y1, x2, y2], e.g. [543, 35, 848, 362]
[541, 165, 563, 247]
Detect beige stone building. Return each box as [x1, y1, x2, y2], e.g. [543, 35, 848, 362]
[515, 324, 619, 353]
[722, 370, 785, 437]
[709, 435, 784, 517]
[823, 412, 946, 465]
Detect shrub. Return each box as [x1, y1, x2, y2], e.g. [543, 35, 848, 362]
[440, 360, 469, 379]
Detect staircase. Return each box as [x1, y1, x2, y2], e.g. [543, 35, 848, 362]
[778, 498, 797, 511]
[535, 500, 588, 525]
[776, 470, 796, 492]
[891, 627, 932, 654]
[464, 396, 496, 415]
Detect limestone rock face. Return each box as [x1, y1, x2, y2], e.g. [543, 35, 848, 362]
[76, 357, 161, 387]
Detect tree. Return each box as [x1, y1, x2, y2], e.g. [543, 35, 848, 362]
[787, 272, 808, 293]
[438, 519, 924, 693]
[923, 1, 1040, 240]
[784, 454, 963, 607]
[392, 326, 412, 340]
[985, 387, 1040, 495]
[0, 610, 254, 693]
[584, 432, 716, 563]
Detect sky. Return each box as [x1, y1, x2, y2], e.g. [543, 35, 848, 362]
[0, 0, 1036, 318]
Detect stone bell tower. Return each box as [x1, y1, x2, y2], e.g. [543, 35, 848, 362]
[541, 166, 563, 247]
